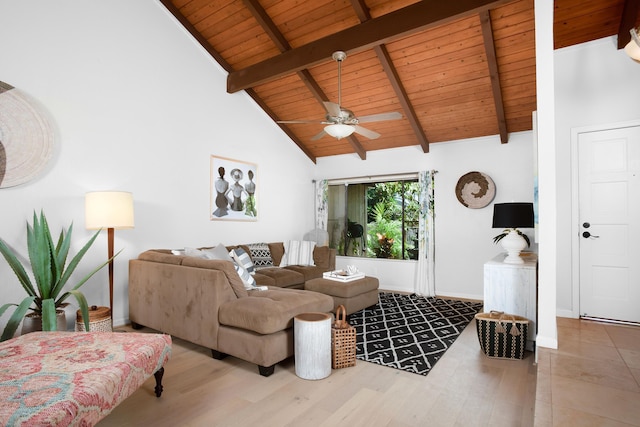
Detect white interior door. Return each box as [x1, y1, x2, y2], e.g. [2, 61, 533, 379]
[578, 125, 640, 323]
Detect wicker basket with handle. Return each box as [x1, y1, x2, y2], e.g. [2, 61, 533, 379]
[331, 305, 356, 369]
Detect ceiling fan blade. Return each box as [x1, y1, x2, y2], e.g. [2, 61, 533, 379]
[323, 101, 341, 117]
[311, 130, 328, 141]
[276, 120, 320, 124]
[354, 125, 381, 140]
[356, 111, 402, 123]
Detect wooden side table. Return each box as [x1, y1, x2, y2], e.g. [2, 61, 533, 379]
[294, 312, 331, 380]
[483, 252, 538, 350]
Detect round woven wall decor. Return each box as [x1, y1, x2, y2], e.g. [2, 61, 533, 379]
[455, 171, 495, 208]
[0, 81, 55, 188]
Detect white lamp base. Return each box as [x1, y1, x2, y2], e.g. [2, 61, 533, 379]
[500, 229, 527, 264]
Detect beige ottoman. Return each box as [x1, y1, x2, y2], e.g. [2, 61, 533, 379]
[305, 276, 379, 315]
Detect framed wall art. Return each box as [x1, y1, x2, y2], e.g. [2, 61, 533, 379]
[210, 155, 257, 221]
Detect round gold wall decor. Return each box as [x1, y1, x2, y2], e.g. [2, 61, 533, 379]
[0, 81, 55, 188]
[455, 171, 495, 208]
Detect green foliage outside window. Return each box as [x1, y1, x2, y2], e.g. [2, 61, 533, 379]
[329, 179, 420, 260]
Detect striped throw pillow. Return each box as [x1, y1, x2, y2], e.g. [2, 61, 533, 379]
[230, 248, 256, 275]
[279, 240, 316, 267]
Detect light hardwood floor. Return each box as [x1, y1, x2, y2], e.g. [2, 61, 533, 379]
[98, 320, 537, 427]
[534, 318, 640, 426]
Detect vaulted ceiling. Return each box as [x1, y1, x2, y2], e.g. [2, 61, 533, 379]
[161, 0, 640, 162]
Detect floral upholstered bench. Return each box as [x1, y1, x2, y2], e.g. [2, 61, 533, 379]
[0, 331, 171, 426]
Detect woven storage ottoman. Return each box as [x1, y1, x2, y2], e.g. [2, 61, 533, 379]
[305, 276, 379, 315]
[76, 306, 112, 332]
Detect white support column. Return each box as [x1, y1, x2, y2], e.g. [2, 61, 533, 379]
[534, 0, 558, 349]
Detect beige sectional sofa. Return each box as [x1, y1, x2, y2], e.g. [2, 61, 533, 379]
[128, 243, 336, 376]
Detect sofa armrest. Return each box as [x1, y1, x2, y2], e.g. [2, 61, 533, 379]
[129, 259, 237, 350]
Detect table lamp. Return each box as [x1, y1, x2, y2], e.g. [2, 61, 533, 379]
[492, 202, 534, 264]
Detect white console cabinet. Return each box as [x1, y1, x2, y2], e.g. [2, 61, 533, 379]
[483, 252, 537, 350]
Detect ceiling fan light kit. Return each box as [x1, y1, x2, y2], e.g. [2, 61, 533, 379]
[625, 27, 640, 61]
[324, 123, 355, 139]
[277, 51, 401, 141]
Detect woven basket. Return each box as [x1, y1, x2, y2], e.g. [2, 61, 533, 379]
[75, 306, 112, 332]
[475, 310, 528, 359]
[331, 305, 356, 369]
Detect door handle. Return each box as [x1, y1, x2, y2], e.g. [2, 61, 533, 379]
[582, 231, 600, 238]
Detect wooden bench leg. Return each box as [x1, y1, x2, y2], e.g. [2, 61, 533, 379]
[154, 367, 164, 397]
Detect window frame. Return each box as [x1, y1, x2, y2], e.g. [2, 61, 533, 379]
[327, 173, 420, 261]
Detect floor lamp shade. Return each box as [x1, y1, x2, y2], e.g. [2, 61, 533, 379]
[85, 191, 135, 230]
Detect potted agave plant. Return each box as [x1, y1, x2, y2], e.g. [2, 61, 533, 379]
[0, 210, 115, 341]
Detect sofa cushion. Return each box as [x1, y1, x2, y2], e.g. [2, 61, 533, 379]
[255, 267, 304, 288]
[218, 289, 334, 334]
[247, 242, 274, 267]
[181, 257, 248, 298]
[267, 242, 284, 266]
[253, 273, 275, 287]
[312, 246, 331, 270]
[283, 265, 325, 281]
[279, 240, 316, 267]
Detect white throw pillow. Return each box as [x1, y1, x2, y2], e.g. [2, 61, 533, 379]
[280, 240, 316, 267]
[184, 247, 208, 259]
[203, 243, 234, 262]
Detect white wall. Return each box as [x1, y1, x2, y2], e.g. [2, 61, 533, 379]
[554, 36, 640, 317]
[0, 1, 315, 328]
[316, 132, 535, 299]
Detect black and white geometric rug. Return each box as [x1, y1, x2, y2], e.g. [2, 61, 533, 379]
[349, 293, 483, 376]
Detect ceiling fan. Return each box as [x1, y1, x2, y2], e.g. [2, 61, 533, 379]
[277, 51, 402, 140]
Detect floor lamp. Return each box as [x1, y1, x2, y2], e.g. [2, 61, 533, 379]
[85, 191, 135, 328]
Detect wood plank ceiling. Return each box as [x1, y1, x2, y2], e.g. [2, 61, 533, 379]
[161, 0, 640, 162]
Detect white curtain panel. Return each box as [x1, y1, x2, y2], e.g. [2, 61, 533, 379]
[315, 179, 328, 230]
[304, 179, 329, 246]
[415, 171, 436, 296]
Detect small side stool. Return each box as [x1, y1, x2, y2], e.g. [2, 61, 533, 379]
[294, 312, 331, 380]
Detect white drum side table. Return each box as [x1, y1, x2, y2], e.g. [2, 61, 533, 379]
[483, 252, 538, 350]
[294, 312, 332, 380]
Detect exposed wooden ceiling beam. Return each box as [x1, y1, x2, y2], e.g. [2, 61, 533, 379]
[374, 46, 430, 153]
[479, 10, 508, 144]
[228, 0, 512, 93]
[617, 0, 640, 49]
[159, 0, 317, 162]
[243, 0, 366, 159]
[348, 0, 430, 153]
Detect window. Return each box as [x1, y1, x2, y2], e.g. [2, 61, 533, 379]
[327, 177, 420, 260]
